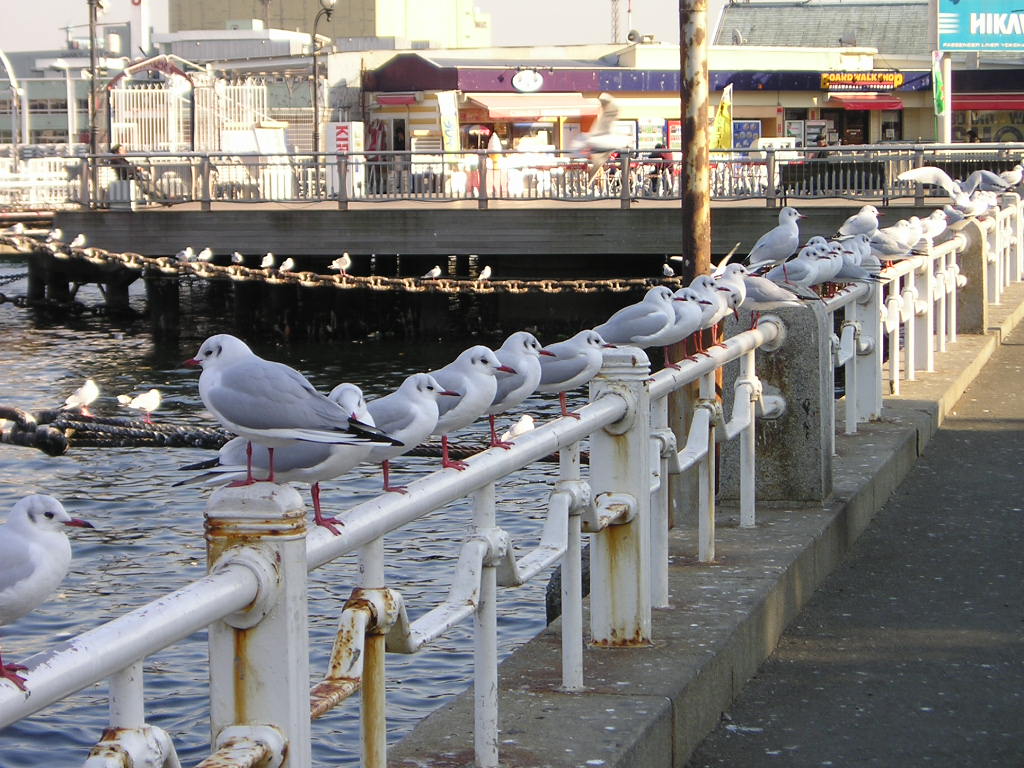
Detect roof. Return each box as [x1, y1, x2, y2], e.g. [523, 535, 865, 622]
[715, 1, 930, 56]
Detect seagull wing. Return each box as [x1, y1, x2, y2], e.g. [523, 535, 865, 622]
[897, 166, 961, 197]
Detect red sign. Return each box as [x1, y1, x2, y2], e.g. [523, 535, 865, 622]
[335, 124, 351, 152]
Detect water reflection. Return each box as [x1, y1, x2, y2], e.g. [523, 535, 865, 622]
[0, 259, 580, 766]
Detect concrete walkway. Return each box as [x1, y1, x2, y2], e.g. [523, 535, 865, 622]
[686, 324, 1024, 767]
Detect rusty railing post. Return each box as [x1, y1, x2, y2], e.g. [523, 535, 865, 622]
[587, 346, 652, 646]
[205, 483, 311, 768]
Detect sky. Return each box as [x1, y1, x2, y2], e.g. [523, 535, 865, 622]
[0, 0, 693, 53]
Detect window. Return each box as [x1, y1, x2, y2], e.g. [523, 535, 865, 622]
[881, 110, 903, 141]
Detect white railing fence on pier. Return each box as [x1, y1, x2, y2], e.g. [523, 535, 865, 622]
[1, 195, 1022, 768]
[0, 142, 1022, 210]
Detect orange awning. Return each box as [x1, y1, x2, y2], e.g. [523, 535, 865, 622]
[826, 93, 903, 111]
[466, 93, 601, 120]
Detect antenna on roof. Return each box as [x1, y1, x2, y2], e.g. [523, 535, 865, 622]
[732, 28, 746, 45]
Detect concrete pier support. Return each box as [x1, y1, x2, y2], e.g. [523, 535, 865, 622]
[957, 220, 988, 334]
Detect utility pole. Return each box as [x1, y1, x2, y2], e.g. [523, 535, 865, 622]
[679, 0, 711, 279]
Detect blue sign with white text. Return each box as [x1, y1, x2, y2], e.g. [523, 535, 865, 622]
[938, 0, 1024, 50]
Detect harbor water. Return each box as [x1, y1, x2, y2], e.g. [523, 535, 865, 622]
[0, 256, 581, 766]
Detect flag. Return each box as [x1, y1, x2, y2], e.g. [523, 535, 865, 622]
[932, 51, 948, 117]
[710, 84, 733, 150]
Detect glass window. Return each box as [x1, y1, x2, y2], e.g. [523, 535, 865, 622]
[881, 110, 903, 142]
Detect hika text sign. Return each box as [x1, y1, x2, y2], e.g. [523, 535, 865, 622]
[820, 71, 905, 91]
[938, 0, 1024, 51]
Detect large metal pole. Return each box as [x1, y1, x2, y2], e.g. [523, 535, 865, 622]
[88, 0, 98, 158]
[679, 0, 711, 279]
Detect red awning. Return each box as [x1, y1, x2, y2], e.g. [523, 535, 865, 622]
[953, 94, 1024, 110]
[826, 93, 903, 111]
[466, 93, 601, 120]
[376, 93, 419, 106]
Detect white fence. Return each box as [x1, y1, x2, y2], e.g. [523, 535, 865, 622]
[1, 195, 1022, 768]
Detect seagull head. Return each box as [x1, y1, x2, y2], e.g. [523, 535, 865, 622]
[455, 345, 515, 377]
[8, 494, 93, 533]
[329, 382, 371, 423]
[405, 372, 460, 400]
[500, 330, 554, 358]
[185, 333, 253, 369]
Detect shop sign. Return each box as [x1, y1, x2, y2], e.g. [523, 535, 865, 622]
[938, 0, 1024, 51]
[512, 69, 545, 93]
[820, 71, 905, 91]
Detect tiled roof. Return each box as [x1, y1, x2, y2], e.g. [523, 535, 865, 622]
[715, 1, 930, 56]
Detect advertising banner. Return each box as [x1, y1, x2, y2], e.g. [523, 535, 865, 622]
[938, 0, 1024, 51]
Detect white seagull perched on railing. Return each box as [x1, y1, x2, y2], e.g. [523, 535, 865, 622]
[594, 285, 678, 348]
[0, 495, 93, 691]
[662, 287, 709, 367]
[537, 329, 615, 418]
[365, 373, 460, 493]
[176, 383, 376, 534]
[429, 345, 515, 471]
[184, 334, 400, 484]
[746, 206, 806, 269]
[486, 331, 554, 448]
[836, 204, 882, 238]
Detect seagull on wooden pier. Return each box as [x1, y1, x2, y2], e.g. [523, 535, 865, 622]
[429, 345, 515, 470]
[537, 329, 615, 418]
[0, 495, 93, 691]
[365, 373, 460, 493]
[184, 334, 400, 484]
[117, 388, 162, 422]
[487, 331, 554, 448]
[177, 383, 377, 534]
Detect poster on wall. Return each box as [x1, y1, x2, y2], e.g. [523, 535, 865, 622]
[785, 120, 805, 146]
[732, 120, 762, 153]
[804, 119, 829, 145]
[638, 117, 666, 149]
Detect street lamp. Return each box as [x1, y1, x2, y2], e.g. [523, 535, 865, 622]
[311, 0, 336, 157]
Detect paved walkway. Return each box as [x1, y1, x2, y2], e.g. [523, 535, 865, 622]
[686, 325, 1024, 767]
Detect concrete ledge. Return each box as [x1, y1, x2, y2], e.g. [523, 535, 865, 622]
[388, 292, 1024, 768]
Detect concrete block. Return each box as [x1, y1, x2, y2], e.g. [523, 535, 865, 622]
[957, 220, 989, 334]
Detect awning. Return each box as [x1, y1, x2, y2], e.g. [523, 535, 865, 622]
[826, 93, 903, 111]
[953, 94, 1024, 110]
[376, 93, 419, 106]
[465, 93, 601, 120]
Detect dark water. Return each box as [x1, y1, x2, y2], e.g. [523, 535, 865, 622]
[0, 258, 585, 766]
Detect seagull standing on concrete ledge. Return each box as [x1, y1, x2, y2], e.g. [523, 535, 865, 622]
[0, 495, 93, 691]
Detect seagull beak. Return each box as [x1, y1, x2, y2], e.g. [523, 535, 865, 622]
[440, 389, 461, 397]
[183, 358, 200, 367]
[496, 365, 517, 374]
[601, 343, 617, 348]
[672, 296, 689, 302]
[716, 287, 731, 292]
[699, 300, 714, 305]
[798, 214, 808, 219]
[65, 518, 95, 529]
[539, 349, 557, 357]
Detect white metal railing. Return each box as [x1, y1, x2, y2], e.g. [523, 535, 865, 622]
[2, 195, 1023, 768]
[1, 142, 1023, 210]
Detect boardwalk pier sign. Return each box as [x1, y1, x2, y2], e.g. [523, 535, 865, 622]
[938, 0, 1024, 50]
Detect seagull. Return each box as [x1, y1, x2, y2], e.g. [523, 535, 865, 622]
[231, 251, 245, 264]
[594, 285, 678, 348]
[176, 384, 376, 534]
[663, 287, 708, 367]
[537, 329, 615, 418]
[500, 414, 535, 443]
[0, 495, 93, 691]
[487, 331, 554, 448]
[69, 233, 86, 249]
[429, 345, 514, 471]
[763, 243, 828, 289]
[197, 247, 214, 262]
[116, 388, 162, 422]
[278, 257, 296, 272]
[365, 373, 460, 493]
[836, 204, 882, 238]
[478, 265, 492, 281]
[662, 263, 676, 277]
[175, 246, 195, 263]
[746, 206, 806, 269]
[422, 265, 442, 279]
[999, 163, 1023, 188]
[46, 228, 63, 243]
[7, 222, 25, 235]
[329, 253, 352, 274]
[261, 253, 275, 269]
[63, 379, 99, 416]
[735, 267, 810, 316]
[184, 334, 400, 483]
